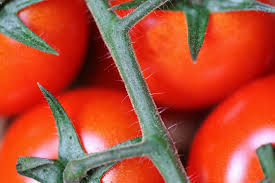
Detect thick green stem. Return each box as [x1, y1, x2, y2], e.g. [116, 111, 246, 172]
[148, 138, 190, 183]
[82, 0, 190, 182]
[86, 0, 168, 138]
[110, 31, 166, 137]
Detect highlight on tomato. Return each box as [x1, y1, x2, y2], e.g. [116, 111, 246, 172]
[0, 88, 165, 183]
[187, 75, 275, 183]
[0, 0, 90, 116]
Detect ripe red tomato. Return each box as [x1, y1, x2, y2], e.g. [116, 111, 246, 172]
[88, 1, 275, 109]
[187, 75, 275, 183]
[0, 0, 90, 116]
[0, 88, 164, 183]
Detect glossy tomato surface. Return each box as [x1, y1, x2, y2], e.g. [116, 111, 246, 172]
[0, 0, 90, 116]
[187, 75, 275, 183]
[0, 88, 164, 183]
[89, 0, 275, 109]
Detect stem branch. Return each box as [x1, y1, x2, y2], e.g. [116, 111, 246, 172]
[120, 0, 168, 30]
[63, 142, 149, 183]
[82, 0, 190, 182]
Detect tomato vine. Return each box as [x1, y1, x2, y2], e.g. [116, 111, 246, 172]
[0, 0, 272, 182]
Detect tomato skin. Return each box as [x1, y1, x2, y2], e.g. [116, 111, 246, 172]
[0, 0, 90, 116]
[187, 75, 275, 183]
[0, 88, 164, 183]
[89, 2, 275, 109]
[136, 11, 275, 109]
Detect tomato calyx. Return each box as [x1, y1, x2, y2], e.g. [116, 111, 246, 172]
[256, 144, 275, 183]
[0, 0, 57, 54]
[17, 157, 64, 183]
[173, 0, 275, 61]
[16, 84, 142, 183]
[112, 0, 275, 61]
[16, 84, 85, 183]
[179, 4, 209, 61]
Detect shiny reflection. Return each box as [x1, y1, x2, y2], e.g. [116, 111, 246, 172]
[226, 146, 248, 183]
[32, 139, 58, 159]
[82, 132, 107, 153]
[249, 128, 275, 148]
[226, 127, 275, 183]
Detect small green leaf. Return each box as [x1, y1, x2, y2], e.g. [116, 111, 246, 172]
[38, 83, 85, 165]
[184, 5, 209, 61]
[110, 0, 145, 10]
[17, 157, 64, 183]
[0, 0, 58, 54]
[256, 144, 275, 183]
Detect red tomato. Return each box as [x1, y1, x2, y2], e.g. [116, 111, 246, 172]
[187, 75, 275, 183]
[0, 0, 90, 116]
[0, 88, 164, 183]
[88, 1, 275, 109]
[260, 0, 275, 6]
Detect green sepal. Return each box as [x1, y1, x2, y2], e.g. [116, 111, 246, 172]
[38, 83, 85, 165]
[17, 157, 64, 183]
[110, 0, 145, 10]
[256, 143, 275, 183]
[183, 5, 209, 61]
[18, 85, 143, 183]
[204, 0, 275, 12]
[0, 0, 58, 55]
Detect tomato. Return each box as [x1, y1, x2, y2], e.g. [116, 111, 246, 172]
[0, 0, 90, 116]
[0, 88, 164, 183]
[88, 0, 275, 109]
[187, 75, 275, 183]
[260, 0, 275, 6]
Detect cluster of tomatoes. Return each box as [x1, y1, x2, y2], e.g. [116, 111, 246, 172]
[0, 0, 275, 182]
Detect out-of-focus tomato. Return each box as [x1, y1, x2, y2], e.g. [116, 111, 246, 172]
[161, 109, 206, 159]
[0, 88, 164, 183]
[0, 0, 90, 116]
[87, 0, 275, 110]
[187, 75, 275, 183]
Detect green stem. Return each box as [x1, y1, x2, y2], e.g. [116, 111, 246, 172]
[63, 142, 149, 183]
[148, 139, 190, 183]
[82, 0, 190, 183]
[120, 0, 168, 29]
[86, 0, 167, 140]
[190, 0, 203, 6]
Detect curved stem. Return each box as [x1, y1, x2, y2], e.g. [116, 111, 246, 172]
[63, 142, 149, 183]
[149, 145, 189, 183]
[120, 0, 168, 30]
[84, 0, 190, 182]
